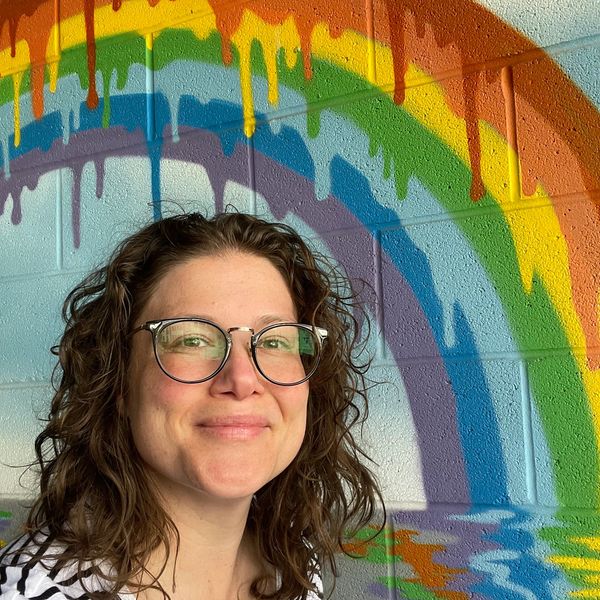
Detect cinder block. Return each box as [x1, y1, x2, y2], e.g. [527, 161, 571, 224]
[325, 508, 391, 600]
[0, 170, 58, 277]
[153, 14, 239, 138]
[160, 127, 254, 212]
[154, 0, 373, 138]
[60, 136, 253, 267]
[0, 1, 58, 76]
[469, 1, 600, 48]
[0, 385, 50, 499]
[250, 102, 447, 231]
[58, 0, 213, 57]
[361, 365, 427, 505]
[513, 49, 600, 199]
[4, 33, 147, 180]
[380, 217, 516, 358]
[61, 156, 157, 269]
[527, 355, 597, 509]
[57, 31, 148, 138]
[381, 209, 579, 359]
[372, 0, 532, 89]
[0, 273, 78, 383]
[550, 41, 600, 109]
[256, 82, 512, 230]
[370, 357, 526, 505]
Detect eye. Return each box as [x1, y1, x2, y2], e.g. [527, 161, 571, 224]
[180, 336, 207, 347]
[157, 322, 224, 354]
[257, 335, 294, 352]
[162, 334, 211, 351]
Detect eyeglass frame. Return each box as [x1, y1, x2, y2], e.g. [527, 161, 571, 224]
[130, 317, 329, 387]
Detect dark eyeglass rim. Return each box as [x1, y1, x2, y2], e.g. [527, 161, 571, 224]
[130, 318, 328, 387]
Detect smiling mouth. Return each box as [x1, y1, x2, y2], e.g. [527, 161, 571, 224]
[197, 424, 269, 441]
[197, 416, 270, 441]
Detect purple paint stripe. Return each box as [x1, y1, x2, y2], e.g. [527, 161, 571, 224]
[250, 145, 469, 503]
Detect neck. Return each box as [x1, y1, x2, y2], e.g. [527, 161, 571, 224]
[139, 479, 267, 600]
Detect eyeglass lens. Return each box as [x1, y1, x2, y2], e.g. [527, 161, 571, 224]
[155, 321, 320, 385]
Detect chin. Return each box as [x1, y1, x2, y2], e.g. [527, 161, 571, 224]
[188, 465, 273, 501]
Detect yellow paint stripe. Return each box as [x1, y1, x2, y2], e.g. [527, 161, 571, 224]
[232, 12, 296, 108]
[550, 556, 600, 570]
[312, 22, 375, 84]
[0, 41, 31, 76]
[361, 34, 600, 438]
[227, 9, 374, 135]
[547, 554, 600, 595]
[54, 0, 214, 53]
[48, 60, 59, 93]
[235, 30, 257, 137]
[572, 537, 600, 552]
[230, 10, 300, 135]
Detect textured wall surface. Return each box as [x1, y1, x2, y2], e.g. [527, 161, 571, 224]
[0, 1, 599, 598]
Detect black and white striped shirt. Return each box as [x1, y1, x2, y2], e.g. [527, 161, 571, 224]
[0, 532, 323, 599]
[0, 532, 134, 599]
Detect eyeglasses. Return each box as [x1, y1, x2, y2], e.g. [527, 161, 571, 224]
[130, 318, 328, 386]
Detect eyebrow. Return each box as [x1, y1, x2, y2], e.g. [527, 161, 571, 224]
[160, 314, 298, 327]
[255, 314, 298, 327]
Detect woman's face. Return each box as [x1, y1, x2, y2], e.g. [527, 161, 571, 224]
[126, 251, 309, 504]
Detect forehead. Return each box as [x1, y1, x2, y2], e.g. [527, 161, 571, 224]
[140, 251, 297, 321]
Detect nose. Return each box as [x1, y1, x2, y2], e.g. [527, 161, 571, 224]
[208, 334, 265, 399]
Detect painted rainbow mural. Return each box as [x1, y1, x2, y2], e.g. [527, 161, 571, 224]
[0, 0, 599, 597]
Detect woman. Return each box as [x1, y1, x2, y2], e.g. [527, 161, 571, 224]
[0, 212, 383, 600]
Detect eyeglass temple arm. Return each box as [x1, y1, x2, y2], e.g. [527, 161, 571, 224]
[315, 327, 328, 340]
[129, 322, 159, 336]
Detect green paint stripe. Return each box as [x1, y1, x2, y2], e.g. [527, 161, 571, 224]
[0, 32, 146, 109]
[381, 577, 447, 599]
[265, 40, 599, 507]
[540, 509, 600, 592]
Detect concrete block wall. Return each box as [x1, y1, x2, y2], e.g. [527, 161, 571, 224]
[0, 0, 599, 597]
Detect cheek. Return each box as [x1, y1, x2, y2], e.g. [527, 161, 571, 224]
[126, 359, 182, 449]
[280, 385, 310, 445]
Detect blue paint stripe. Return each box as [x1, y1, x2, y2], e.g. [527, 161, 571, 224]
[2, 93, 507, 505]
[328, 154, 508, 504]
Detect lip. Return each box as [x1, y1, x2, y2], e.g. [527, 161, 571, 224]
[197, 415, 270, 440]
[198, 415, 270, 427]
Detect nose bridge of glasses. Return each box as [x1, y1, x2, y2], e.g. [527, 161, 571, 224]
[226, 326, 255, 336]
[224, 326, 256, 357]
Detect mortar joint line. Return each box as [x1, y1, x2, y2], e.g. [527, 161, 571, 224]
[246, 133, 257, 215]
[55, 170, 63, 271]
[365, 0, 376, 83]
[500, 65, 522, 204]
[53, 0, 60, 55]
[383, 510, 397, 600]
[145, 32, 156, 142]
[519, 360, 538, 505]
[373, 229, 386, 362]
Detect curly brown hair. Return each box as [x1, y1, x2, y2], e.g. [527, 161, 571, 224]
[21, 212, 384, 600]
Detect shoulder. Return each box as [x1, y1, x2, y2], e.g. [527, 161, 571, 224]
[0, 531, 130, 600]
[1, 532, 83, 599]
